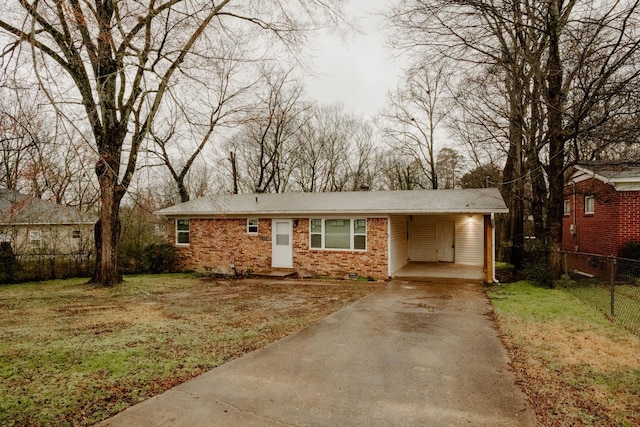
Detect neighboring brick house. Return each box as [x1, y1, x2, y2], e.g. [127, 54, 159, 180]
[563, 163, 640, 256]
[155, 189, 508, 282]
[0, 189, 96, 256]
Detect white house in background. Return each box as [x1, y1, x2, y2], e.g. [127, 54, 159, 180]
[0, 189, 96, 256]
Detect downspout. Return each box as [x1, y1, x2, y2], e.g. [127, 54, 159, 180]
[492, 212, 499, 283]
[387, 214, 392, 279]
[572, 180, 577, 251]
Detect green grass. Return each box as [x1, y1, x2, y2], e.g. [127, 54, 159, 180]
[562, 282, 640, 335]
[487, 281, 640, 426]
[495, 261, 515, 270]
[0, 274, 375, 426]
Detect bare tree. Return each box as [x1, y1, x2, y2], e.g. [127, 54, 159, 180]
[378, 62, 453, 189]
[390, 0, 640, 273]
[378, 151, 425, 190]
[228, 67, 310, 193]
[0, 78, 42, 192]
[148, 41, 257, 202]
[291, 104, 361, 192]
[0, 78, 99, 209]
[0, 1, 343, 285]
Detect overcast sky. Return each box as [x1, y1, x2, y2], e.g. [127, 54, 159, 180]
[304, 0, 402, 119]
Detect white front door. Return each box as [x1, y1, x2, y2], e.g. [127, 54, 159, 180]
[436, 221, 455, 262]
[272, 219, 293, 268]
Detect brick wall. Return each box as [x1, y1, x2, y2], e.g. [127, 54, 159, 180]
[617, 191, 640, 251]
[168, 218, 272, 274]
[562, 177, 640, 256]
[168, 217, 389, 279]
[293, 218, 388, 279]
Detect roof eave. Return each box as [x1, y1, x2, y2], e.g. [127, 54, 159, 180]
[157, 209, 509, 217]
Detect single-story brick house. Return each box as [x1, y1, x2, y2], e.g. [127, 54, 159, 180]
[155, 188, 508, 282]
[563, 162, 640, 256]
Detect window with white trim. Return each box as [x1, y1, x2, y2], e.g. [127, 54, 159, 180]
[0, 231, 11, 243]
[247, 218, 258, 234]
[29, 230, 42, 248]
[176, 219, 190, 245]
[309, 219, 367, 251]
[584, 195, 595, 215]
[563, 199, 570, 215]
[72, 230, 81, 239]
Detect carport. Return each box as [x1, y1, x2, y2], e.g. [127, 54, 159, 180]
[388, 213, 497, 282]
[394, 262, 485, 280]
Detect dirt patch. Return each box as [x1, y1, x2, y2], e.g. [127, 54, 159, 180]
[0, 275, 379, 426]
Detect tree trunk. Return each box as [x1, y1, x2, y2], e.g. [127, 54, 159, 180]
[545, 0, 566, 277]
[501, 62, 525, 269]
[177, 179, 190, 203]
[230, 151, 239, 194]
[90, 154, 125, 285]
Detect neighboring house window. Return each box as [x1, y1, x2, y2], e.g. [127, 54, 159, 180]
[176, 219, 190, 245]
[29, 230, 42, 248]
[0, 231, 10, 243]
[584, 195, 595, 214]
[309, 219, 367, 251]
[247, 219, 258, 234]
[72, 230, 81, 239]
[563, 200, 570, 215]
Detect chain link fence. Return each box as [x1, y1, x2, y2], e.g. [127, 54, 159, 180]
[561, 251, 640, 335]
[1, 252, 94, 283]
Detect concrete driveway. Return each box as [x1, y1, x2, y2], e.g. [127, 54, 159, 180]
[99, 280, 536, 426]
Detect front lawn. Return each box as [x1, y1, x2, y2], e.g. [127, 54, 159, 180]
[488, 281, 640, 426]
[0, 274, 376, 426]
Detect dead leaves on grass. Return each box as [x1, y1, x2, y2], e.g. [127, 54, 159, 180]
[496, 316, 640, 426]
[0, 276, 375, 426]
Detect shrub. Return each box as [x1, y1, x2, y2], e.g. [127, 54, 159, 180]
[142, 243, 177, 274]
[523, 248, 554, 288]
[0, 242, 17, 283]
[620, 240, 640, 260]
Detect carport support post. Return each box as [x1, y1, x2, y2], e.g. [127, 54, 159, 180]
[484, 215, 494, 283]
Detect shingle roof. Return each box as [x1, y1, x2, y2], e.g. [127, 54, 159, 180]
[155, 188, 508, 217]
[0, 189, 97, 225]
[575, 162, 640, 181]
[572, 162, 640, 191]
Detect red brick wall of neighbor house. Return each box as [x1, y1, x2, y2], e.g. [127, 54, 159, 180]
[563, 178, 620, 256]
[168, 217, 389, 279]
[617, 190, 640, 251]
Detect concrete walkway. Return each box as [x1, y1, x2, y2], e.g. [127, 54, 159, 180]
[99, 280, 536, 427]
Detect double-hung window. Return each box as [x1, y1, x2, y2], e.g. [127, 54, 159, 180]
[176, 219, 190, 245]
[563, 200, 570, 216]
[309, 219, 367, 251]
[584, 195, 594, 215]
[29, 230, 42, 248]
[247, 218, 258, 234]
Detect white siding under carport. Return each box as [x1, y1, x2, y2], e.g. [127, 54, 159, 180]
[454, 215, 484, 265]
[408, 214, 485, 265]
[388, 214, 485, 277]
[410, 216, 437, 262]
[388, 215, 409, 277]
